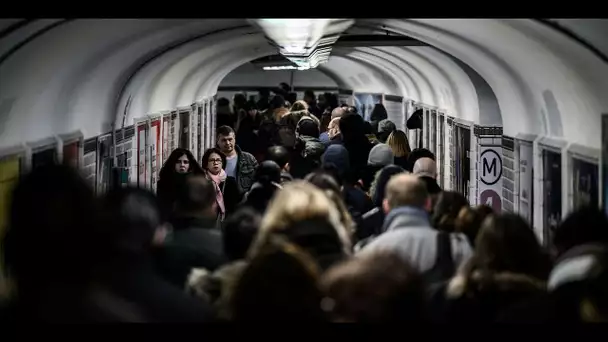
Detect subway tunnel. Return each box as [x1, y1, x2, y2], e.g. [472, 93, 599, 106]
[0, 18, 607, 248]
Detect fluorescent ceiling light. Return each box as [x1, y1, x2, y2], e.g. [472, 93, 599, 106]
[263, 65, 309, 71]
[250, 18, 354, 69]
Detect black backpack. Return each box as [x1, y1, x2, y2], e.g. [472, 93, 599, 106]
[423, 231, 456, 286]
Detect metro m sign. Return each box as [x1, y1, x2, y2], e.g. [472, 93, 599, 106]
[480, 149, 503, 186]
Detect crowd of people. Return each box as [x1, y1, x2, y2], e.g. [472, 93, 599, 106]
[1, 84, 608, 322]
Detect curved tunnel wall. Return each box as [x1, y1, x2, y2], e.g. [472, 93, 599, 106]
[0, 18, 606, 152]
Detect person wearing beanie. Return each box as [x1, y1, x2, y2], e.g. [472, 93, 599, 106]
[362, 144, 395, 191]
[322, 145, 351, 178]
[377, 119, 397, 143]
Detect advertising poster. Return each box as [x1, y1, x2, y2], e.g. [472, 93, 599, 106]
[197, 103, 203, 160]
[162, 114, 171, 164]
[30, 139, 58, 170]
[572, 157, 599, 210]
[62, 141, 80, 169]
[543, 149, 562, 247]
[437, 114, 445, 188]
[447, 117, 455, 191]
[0, 155, 21, 235]
[149, 118, 161, 192]
[83, 137, 98, 192]
[137, 122, 147, 189]
[518, 141, 534, 223]
[602, 114, 608, 215]
[501, 136, 515, 213]
[353, 93, 383, 122]
[204, 100, 211, 152]
[170, 111, 178, 153]
[430, 110, 437, 154]
[190, 105, 198, 161]
[383, 95, 404, 131]
[179, 109, 190, 150]
[96, 133, 113, 195]
[211, 98, 217, 148]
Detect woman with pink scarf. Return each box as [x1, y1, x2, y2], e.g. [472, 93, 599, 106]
[201, 148, 241, 223]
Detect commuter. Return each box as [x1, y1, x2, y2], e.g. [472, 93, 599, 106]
[266, 145, 293, 183]
[186, 208, 260, 320]
[290, 100, 309, 112]
[200, 147, 241, 220]
[240, 160, 283, 214]
[358, 165, 405, 245]
[362, 143, 395, 191]
[406, 148, 436, 172]
[231, 236, 327, 322]
[413, 157, 442, 196]
[321, 251, 428, 322]
[96, 186, 213, 322]
[377, 119, 397, 144]
[249, 181, 352, 271]
[359, 174, 472, 282]
[369, 103, 388, 133]
[386, 129, 411, 169]
[216, 125, 258, 194]
[157, 148, 204, 221]
[339, 113, 374, 183]
[216, 97, 235, 129]
[290, 116, 325, 179]
[156, 174, 226, 289]
[2, 165, 109, 322]
[430, 213, 551, 323]
[320, 116, 342, 146]
[455, 205, 494, 248]
[305, 171, 356, 240]
[303, 89, 323, 120]
[234, 100, 261, 155]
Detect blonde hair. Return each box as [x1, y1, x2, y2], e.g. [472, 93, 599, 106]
[290, 100, 309, 112]
[274, 107, 290, 122]
[386, 130, 411, 158]
[249, 181, 352, 258]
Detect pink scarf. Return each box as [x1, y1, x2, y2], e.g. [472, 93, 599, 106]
[206, 169, 226, 219]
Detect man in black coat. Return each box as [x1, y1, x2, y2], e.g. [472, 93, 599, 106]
[156, 174, 227, 289]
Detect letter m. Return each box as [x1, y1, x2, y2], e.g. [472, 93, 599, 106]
[483, 157, 497, 177]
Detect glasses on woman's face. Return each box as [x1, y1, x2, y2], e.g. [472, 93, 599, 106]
[209, 158, 222, 165]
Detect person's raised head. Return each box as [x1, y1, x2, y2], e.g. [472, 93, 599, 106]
[216, 125, 236, 156]
[383, 173, 430, 214]
[413, 157, 437, 179]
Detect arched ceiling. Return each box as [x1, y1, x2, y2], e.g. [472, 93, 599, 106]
[0, 18, 606, 151]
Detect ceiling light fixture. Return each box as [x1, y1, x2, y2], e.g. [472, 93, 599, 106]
[250, 19, 354, 69]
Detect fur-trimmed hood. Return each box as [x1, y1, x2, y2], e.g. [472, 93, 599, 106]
[446, 270, 546, 299]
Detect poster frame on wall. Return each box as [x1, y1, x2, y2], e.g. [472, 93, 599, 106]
[96, 132, 113, 195]
[338, 88, 354, 107]
[135, 118, 149, 190]
[203, 98, 211, 152]
[437, 111, 446, 189]
[161, 112, 172, 165]
[210, 97, 217, 148]
[58, 130, 84, 169]
[566, 142, 599, 212]
[602, 113, 608, 215]
[190, 103, 199, 161]
[533, 136, 568, 247]
[196, 100, 204, 160]
[383, 94, 405, 132]
[177, 105, 192, 150]
[26, 136, 60, 171]
[352, 92, 383, 122]
[514, 133, 537, 226]
[148, 115, 162, 193]
[454, 118, 475, 203]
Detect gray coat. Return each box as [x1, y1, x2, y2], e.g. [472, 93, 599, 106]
[358, 206, 472, 273]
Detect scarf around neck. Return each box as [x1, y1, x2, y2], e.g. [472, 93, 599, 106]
[206, 169, 227, 219]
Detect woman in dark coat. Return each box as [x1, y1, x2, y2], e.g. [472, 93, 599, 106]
[157, 148, 204, 221]
[201, 148, 241, 222]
